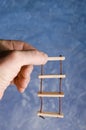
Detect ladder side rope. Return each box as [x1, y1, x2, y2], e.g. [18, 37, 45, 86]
[59, 55, 62, 114]
[39, 65, 45, 119]
[40, 65, 43, 112]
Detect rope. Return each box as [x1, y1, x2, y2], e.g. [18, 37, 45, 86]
[40, 65, 43, 112]
[39, 65, 45, 119]
[59, 55, 62, 114]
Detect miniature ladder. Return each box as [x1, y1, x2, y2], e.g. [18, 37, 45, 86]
[37, 55, 66, 118]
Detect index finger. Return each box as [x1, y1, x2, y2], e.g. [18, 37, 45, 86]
[16, 50, 48, 66]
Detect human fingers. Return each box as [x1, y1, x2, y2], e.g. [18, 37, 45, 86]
[0, 40, 36, 51]
[12, 50, 48, 93]
[0, 50, 48, 99]
[14, 65, 33, 92]
[12, 40, 36, 51]
[17, 50, 48, 66]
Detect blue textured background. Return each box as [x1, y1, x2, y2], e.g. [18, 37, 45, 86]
[0, 0, 86, 130]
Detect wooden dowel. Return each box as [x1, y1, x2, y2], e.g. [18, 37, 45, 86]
[48, 57, 65, 61]
[37, 111, 64, 118]
[38, 92, 64, 97]
[39, 74, 66, 79]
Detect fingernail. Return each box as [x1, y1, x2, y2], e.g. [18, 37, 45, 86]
[42, 53, 48, 64]
[19, 88, 25, 93]
[29, 66, 33, 74]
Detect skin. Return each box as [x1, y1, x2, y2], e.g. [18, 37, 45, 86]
[0, 40, 48, 99]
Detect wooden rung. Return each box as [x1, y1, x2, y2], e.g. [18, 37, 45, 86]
[48, 57, 65, 61]
[38, 92, 64, 97]
[39, 74, 66, 79]
[37, 111, 64, 118]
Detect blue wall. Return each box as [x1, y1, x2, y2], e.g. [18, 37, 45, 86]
[0, 0, 86, 130]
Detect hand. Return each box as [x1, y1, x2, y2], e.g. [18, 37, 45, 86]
[0, 40, 48, 99]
